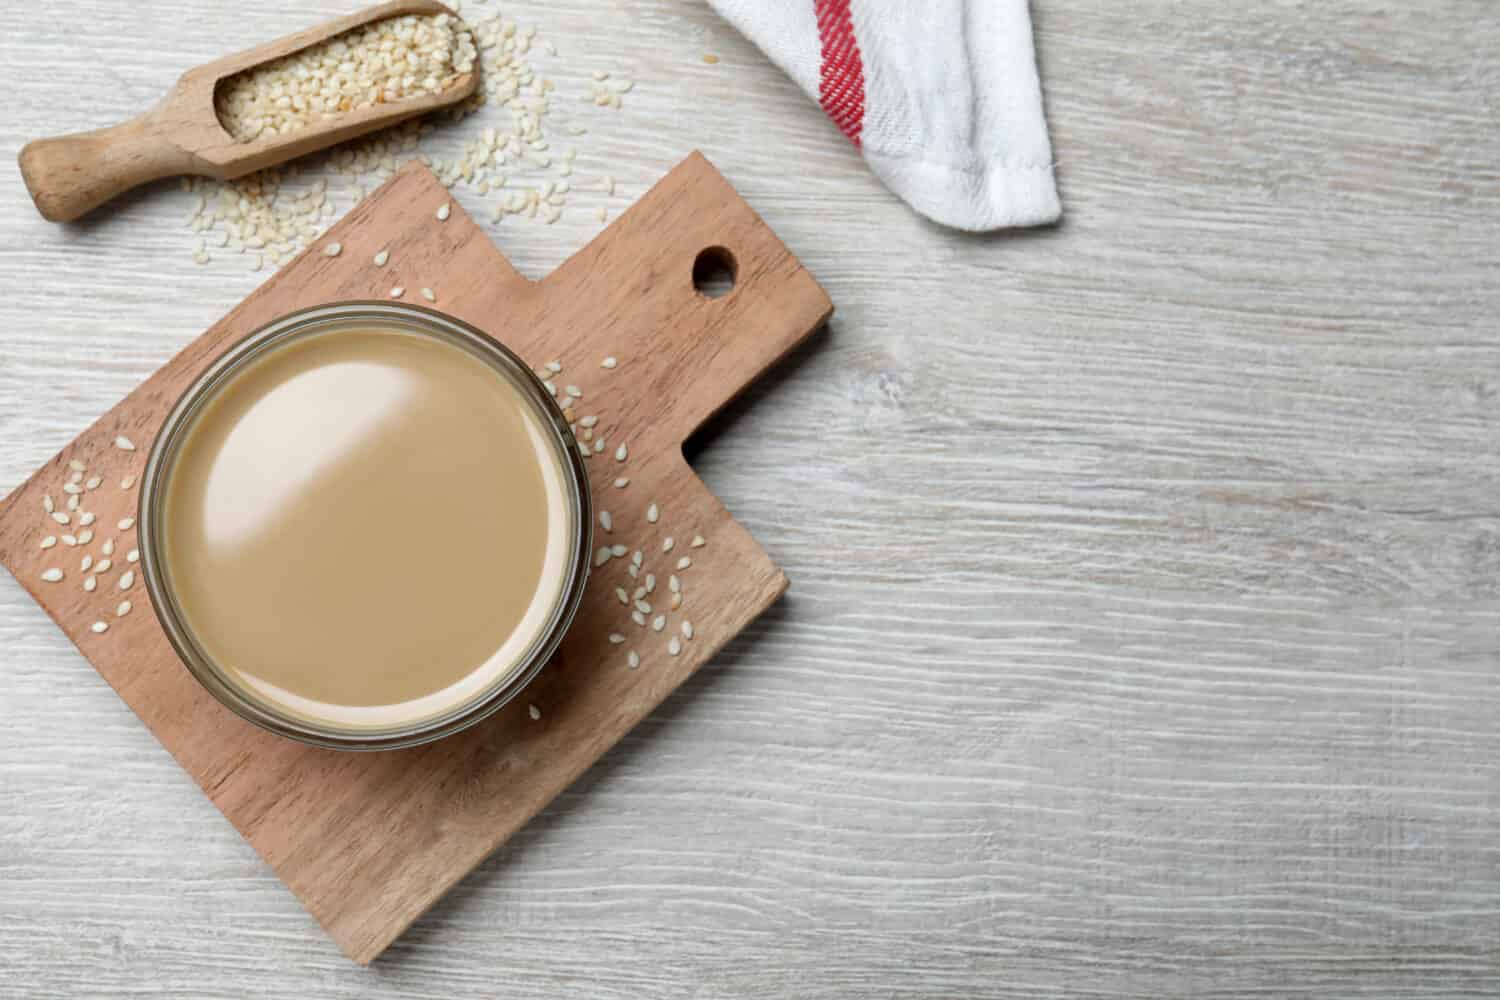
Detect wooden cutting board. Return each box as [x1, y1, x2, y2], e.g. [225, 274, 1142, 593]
[0, 153, 831, 964]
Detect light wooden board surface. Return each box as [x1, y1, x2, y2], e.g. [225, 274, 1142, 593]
[2, 1, 1498, 996]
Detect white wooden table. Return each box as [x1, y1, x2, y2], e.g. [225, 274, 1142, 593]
[3, 2, 1498, 995]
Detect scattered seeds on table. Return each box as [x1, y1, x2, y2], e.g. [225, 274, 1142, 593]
[645, 573, 656, 593]
[579, 415, 598, 428]
[40, 568, 63, 583]
[85, 477, 101, 491]
[633, 585, 646, 600]
[421, 287, 436, 302]
[631, 550, 643, 567]
[324, 241, 343, 257]
[594, 547, 612, 567]
[668, 636, 681, 656]
[114, 436, 136, 452]
[80, 555, 93, 572]
[593, 439, 605, 454]
[627, 563, 638, 579]
[546, 361, 562, 373]
[102, 539, 115, 557]
[90, 621, 108, 634]
[671, 593, 683, 610]
[62, 482, 82, 496]
[436, 202, 451, 221]
[646, 503, 659, 523]
[66, 494, 80, 511]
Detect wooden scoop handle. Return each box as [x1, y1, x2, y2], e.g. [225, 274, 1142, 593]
[19, 112, 199, 222]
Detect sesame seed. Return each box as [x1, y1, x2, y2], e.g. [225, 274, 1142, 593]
[85, 477, 101, 491]
[102, 539, 115, 556]
[324, 241, 343, 257]
[645, 573, 656, 593]
[126, 549, 139, 563]
[669, 575, 681, 592]
[600, 511, 612, 532]
[62, 483, 82, 495]
[390, 286, 405, 298]
[682, 621, 694, 640]
[652, 615, 665, 632]
[662, 537, 674, 552]
[77, 529, 93, 545]
[117, 601, 132, 618]
[580, 415, 598, 428]
[42, 495, 54, 514]
[120, 475, 136, 490]
[118, 517, 135, 531]
[668, 636, 681, 656]
[546, 361, 562, 373]
[593, 439, 605, 453]
[614, 444, 628, 461]
[615, 586, 629, 605]
[632, 550, 643, 567]
[601, 356, 617, 369]
[68, 460, 86, 473]
[90, 621, 109, 634]
[691, 535, 706, 548]
[39, 536, 56, 550]
[40, 568, 63, 582]
[80, 555, 93, 572]
[83, 576, 97, 592]
[374, 249, 390, 266]
[51, 512, 69, 525]
[634, 599, 651, 614]
[66, 494, 80, 511]
[627, 564, 639, 579]
[614, 477, 629, 488]
[631, 610, 646, 626]
[646, 503, 659, 523]
[114, 436, 136, 452]
[608, 633, 625, 644]
[671, 593, 683, 610]
[627, 651, 640, 669]
[633, 585, 646, 600]
[95, 559, 111, 573]
[703, 53, 720, 64]
[677, 556, 692, 570]
[79, 512, 96, 527]
[421, 287, 436, 301]
[119, 570, 135, 590]
[528, 704, 541, 720]
[61, 535, 77, 547]
[69, 469, 84, 484]
[594, 547, 612, 567]
[436, 202, 451, 221]
[565, 385, 581, 397]
[611, 544, 628, 557]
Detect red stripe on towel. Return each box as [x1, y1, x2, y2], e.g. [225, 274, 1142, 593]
[815, 0, 866, 146]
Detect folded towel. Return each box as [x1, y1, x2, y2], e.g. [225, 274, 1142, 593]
[708, 0, 1061, 232]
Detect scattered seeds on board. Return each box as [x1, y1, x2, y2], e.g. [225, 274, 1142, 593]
[62, 482, 82, 496]
[601, 356, 617, 369]
[626, 650, 639, 669]
[90, 621, 109, 634]
[652, 615, 665, 632]
[119, 570, 135, 591]
[668, 636, 681, 656]
[40, 536, 56, 550]
[634, 598, 651, 615]
[95, 559, 111, 573]
[671, 593, 683, 610]
[669, 574, 681, 593]
[77, 529, 93, 545]
[682, 621, 694, 640]
[610, 543, 627, 557]
[40, 568, 63, 583]
[118, 517, 135, 531]
[579, 415, 598, 428]
[633, 585, 646, 601]
[608, 632, 625, 644]
[614, 444, 628, 461]
[85, 477, 101, 491]
[528, 704, 541, 720]
[51, 512, 69, 525]
[691, 535, 706, 548]
[61, 534, 77, 547]
[120, 475, 136, 490]
[390, 286, 405, 298]
[42, 495, 54, 514]
[594, 547, 612, 567]
[662, 537, 674, 552]
[645, 573, 656, 593]
[117, 600, 132, 618]
[79, 512, 96, 527]
[421, 287, 436, 302]
[68, 459, 85, 473]
[615, 587, 629, 605]
[66, 494, 80, 511]
[614, 477, 629, 489]
[546, 361, 562, 374]
[436, 202, 451, 221]
[126, 549, 139, 563]
[80, 554, 93, 572]
[593, 439, 605, 454]
[646, 503, 659, 523]
[323, 241, 343, 257]
[374, 249, 390, 266]
[102, 539, 115, 557]
[631, 550, 643, 567]
[114, 436, 136, 452]
[631, 610, 646, 627]
[84, 576, 97, 592]
[677, 556, 692, 570]
[600, 511, 612, 532]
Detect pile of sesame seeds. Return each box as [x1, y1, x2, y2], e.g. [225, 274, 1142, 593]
[215, 14, 478, 142]
[33, 437, 142, 637]
[186, 5, 636, 270]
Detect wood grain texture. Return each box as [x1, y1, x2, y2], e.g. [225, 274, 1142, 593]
[2, 0, 1499, 996]
[0, 155, 831, 963]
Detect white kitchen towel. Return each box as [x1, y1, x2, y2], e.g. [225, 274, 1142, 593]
[707, 0, 1061, 232]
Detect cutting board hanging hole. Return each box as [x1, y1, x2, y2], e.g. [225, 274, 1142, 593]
[693, 246, 737, 299]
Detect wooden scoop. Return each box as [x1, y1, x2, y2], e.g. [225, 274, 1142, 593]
[18, 0, 477, 222]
